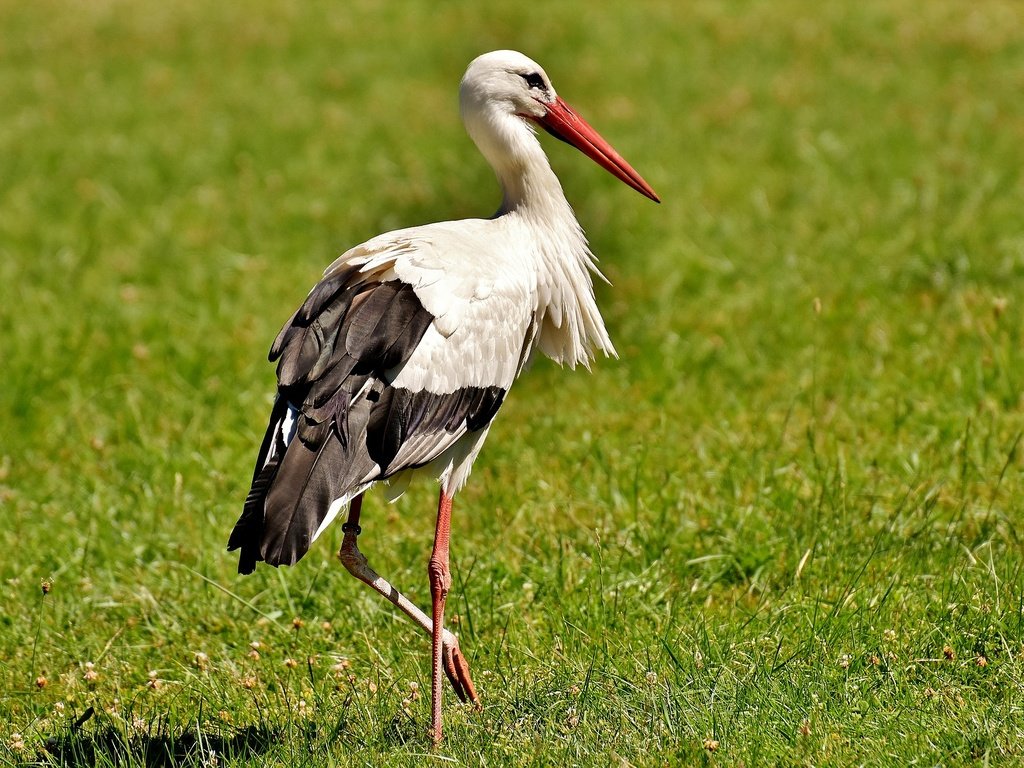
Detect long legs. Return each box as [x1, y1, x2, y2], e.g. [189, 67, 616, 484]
[337, 492, 479, 742]
[427, 489, 453, 743]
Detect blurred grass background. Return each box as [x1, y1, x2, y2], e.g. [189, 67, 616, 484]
[1, 0, 1023, 765]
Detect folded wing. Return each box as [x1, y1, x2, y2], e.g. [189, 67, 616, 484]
[228, 253, 518, 573]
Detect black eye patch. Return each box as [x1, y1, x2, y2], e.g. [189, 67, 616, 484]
[521, 72, 546, 90]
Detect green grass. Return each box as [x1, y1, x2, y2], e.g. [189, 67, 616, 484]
[2, 0, 1023, 765]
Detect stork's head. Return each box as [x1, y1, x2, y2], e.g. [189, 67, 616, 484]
[460, 50, 660, 203]
[460, 50, 557, 121]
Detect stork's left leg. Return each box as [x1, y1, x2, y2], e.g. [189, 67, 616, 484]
[338, 494, 479, 709]
[427, 489, 454, 744]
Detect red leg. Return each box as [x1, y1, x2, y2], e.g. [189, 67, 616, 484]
[337, 494, 479, 707]
[427, 489, 453, 744]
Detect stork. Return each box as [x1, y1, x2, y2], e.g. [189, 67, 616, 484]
[228, 50, 659, 743]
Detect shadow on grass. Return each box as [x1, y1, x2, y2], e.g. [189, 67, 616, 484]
[37, 708, 278, 767]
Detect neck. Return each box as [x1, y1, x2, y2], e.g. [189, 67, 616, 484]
[466, 110, 573, 220]
[494, 143, 568, 218]
[464, 109, 615, 367]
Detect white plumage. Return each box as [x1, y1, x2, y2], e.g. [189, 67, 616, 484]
[229, 49, 659, 743]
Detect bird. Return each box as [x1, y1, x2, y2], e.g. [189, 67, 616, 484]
[228, 49, 659, 743]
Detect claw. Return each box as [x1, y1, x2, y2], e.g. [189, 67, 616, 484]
[441, 635, 480, 708]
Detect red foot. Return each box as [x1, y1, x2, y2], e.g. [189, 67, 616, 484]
[443, 640, 481, 708]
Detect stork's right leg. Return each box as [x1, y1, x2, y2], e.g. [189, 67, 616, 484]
[337, 494, 479, 706]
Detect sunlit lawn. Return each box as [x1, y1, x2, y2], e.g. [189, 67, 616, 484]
[1, 1, 1023, 765]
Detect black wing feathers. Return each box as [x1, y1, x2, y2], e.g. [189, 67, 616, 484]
[229, 270, 509, 573]
[228, 395, 291, 574]
[344, 283, 434, 371]
[273, 271, 361, 386]
[365, 387, 506, 471]
[260, 418, 359, 567]
[365, 385, 403, 470]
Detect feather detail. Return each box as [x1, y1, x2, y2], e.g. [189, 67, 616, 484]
[229, 261, 513, 571]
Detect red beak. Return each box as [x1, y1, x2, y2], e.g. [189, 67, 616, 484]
[534, 96, 660, 203]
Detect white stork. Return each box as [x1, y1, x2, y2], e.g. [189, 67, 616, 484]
[228, 49, 659, 743]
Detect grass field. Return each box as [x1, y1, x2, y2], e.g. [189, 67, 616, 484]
[2, 0, 1024, 765]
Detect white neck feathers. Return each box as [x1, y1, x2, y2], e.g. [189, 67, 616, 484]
[464, 108, 615, 368]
